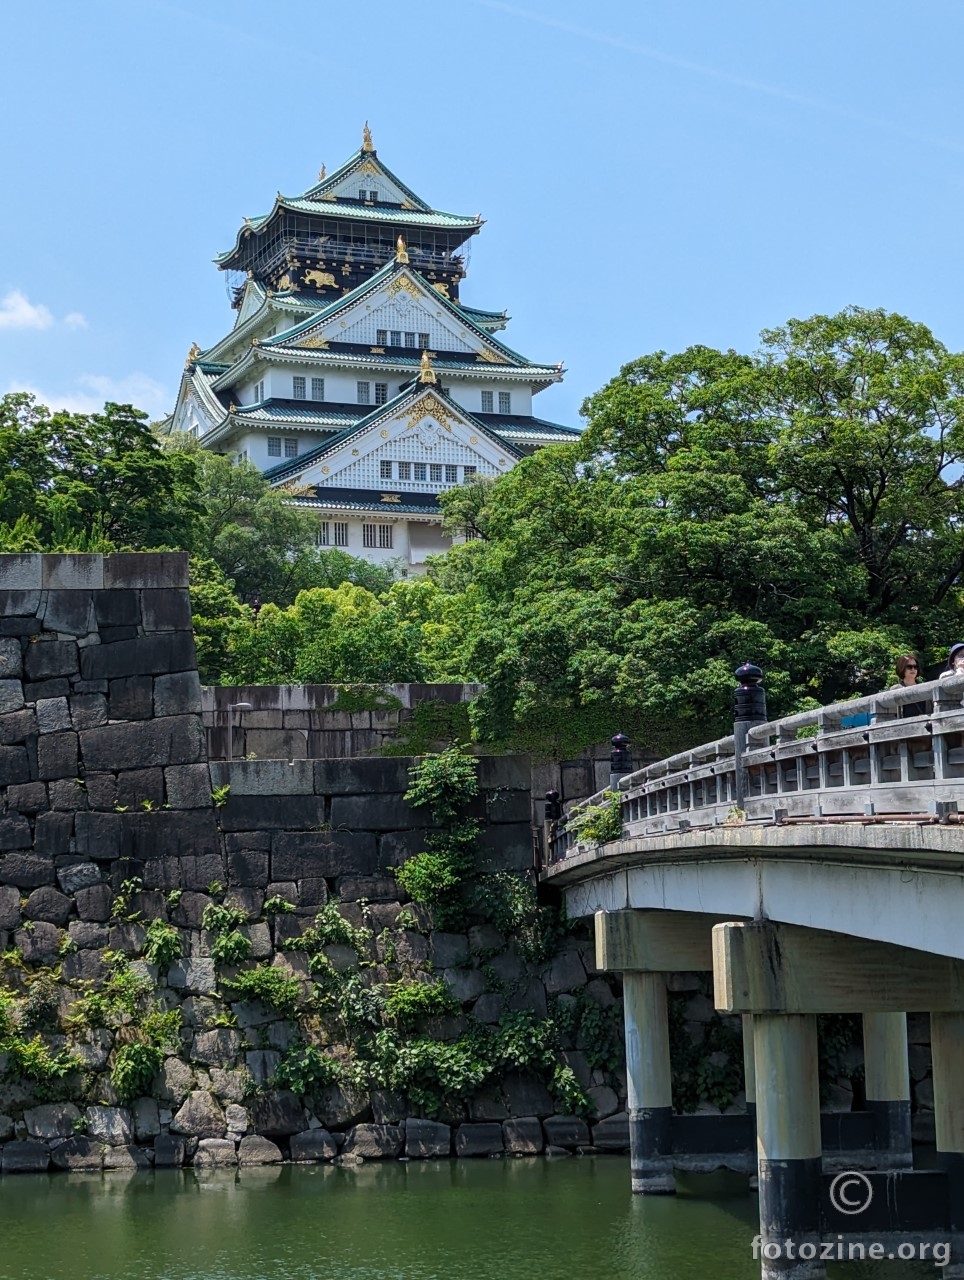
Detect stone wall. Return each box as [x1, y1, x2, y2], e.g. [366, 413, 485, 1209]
[202, 683, 484, 761]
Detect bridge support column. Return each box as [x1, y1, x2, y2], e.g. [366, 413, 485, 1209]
[862, 1012, 912, 1168]
[624, 970, 675, 1193]
[932, 1013, 964, 1269]
[743, 1013, 757, 1127]
[754, 1014, 824, 1279]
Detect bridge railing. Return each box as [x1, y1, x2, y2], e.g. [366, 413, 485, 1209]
[548, 675, 964, 861]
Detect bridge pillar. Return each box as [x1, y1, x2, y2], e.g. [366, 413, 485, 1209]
[754, 1014, 825, 1279]
[624, 970, 675, 1193]
[743, 1013, 757, 1127]
[931, 1013, 964, 1249]
[862, 1012, 912, 1168]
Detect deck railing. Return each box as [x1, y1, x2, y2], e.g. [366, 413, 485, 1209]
[548, 675, 964, 862]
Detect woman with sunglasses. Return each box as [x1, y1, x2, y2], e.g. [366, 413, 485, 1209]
[895, 653, 926, 717]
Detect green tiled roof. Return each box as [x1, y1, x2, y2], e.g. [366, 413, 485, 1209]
[301, 149, 433, 212]
[279, 198, 479, 228]
[231, 400, 361, 427]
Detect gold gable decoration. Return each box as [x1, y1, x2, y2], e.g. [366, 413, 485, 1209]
[303, 269, 336, 289]
[406, 391, 456, 433]
[475, 347, 510, 365]
[278, 480, 316, 496]
[300, 333, 330, 350]
[358, 158, 379, 177]
[388, 275, 419, 300]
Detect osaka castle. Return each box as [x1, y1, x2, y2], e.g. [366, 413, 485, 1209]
[168, 125, 579, 568]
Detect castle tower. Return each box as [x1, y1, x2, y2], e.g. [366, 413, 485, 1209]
[167, 127, 578, 570]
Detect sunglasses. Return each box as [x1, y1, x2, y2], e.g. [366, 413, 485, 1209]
[905, 663, 918, 669]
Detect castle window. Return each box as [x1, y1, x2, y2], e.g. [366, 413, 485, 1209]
[481, 390, 493, 412]
[398, 461, 411, 480]
[376, 329, 388, 345]
[363, 524, 377, 548]
[463, 465, 477, 478]
[311, 377, 325, 400]
[293, 376, 306, 400]
[375, 382, 388, 405]
[405, 331, 417, 347]
[379, 525, 393, 548]
[419, 332, 430, 348]
[317, 522, 330, 546]
[253, 379, 265, 403]
[430, 464, 443, 483]
[499, 391, 511, 414]
[284, 438, 298, 457]
[357, 381, 371, 404]
[380, 460, 393, 479]
[445, 465, 458, 483]
[358, 188, 367, 202]
[391, 330, 402, 346]
[414, 462, 427, 481]
[267, 438, 282, 457]
[333, 522, 349, 547]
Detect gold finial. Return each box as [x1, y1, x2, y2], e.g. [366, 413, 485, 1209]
[362, 121, 374, 152]
[418, 350, 437, 385]
[184, 342, 201, 368]
[395, 234, 409, 264]
[317, 163, 326, 181]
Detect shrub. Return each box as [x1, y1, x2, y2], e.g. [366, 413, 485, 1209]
[143, 920, 182, 968]
[224, 966, 303, 1018]
[111, 1041, 164, 1102]
[566, 791, 622, 846]
[404, 746, 478, 824]
[273, 1044, 342, 1093]
[383, 979, 461, 1028]
[210, 930, 252, 965]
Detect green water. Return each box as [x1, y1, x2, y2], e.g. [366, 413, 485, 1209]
[0, 1159, 936, 1280]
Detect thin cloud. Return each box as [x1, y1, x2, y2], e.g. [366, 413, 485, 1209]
[6, 373, 171, 417]
[0, 291, 54, 331]
[64, 312, 88, 330]
[469, 0, 964, 156]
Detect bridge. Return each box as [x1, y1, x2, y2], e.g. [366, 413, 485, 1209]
[543, 673, 964, 1278]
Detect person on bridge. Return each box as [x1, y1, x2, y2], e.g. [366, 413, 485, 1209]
[939, 643, 964, 680]
[894, 653, 926, 717]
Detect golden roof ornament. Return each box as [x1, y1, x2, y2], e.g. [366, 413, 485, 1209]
[184, 342, 201, 368]
[418, 350, 437, 385]
[317, 163, 326, 181]
[395, 234, 409, 265]
[362, 121, 374, 153]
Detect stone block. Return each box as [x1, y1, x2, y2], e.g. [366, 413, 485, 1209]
[0, 852, 53, 888]
[208, 1069, 250, 1103]
[312, 758, 414, 795]
[84, 1106, 132, 1145]
[311, 1083, 370, 1130]
[171, 1090, 225, 1138]
[56, 862, 101, 896]
[62, 949, 107, 982]
[592, 1112, 630, 1150]
[169, 958, 217, 994]
[330, 794, 418, 832]
[51, 1136, 104, 1170]
[467, 1086, 508, 1122]
[472, 993, 505, 1024]
[290, 1129, 337, 1162]
[0, 617, 38, 636]
[0, 586, 41, 614]
[41, 553, 103, 590]
[431, 932, 470, 969]
[343, 1124, 403, 1159]
[442, 967, 485, 1004]
[70, 694, 108, 731]
[270, 830, 377, 880]
[483, 789, 532, 824]
[37, 730, 78, 780]
[94, 589, 141, 628]
[405, 1118, 451, 1159]
[35, 812, 75, 855]
[68, 920, 109, 948]
[1, 1139, 50, 1173]
[153, 1133, 186, 1166]
[0, 884, 20, 929]
[476, 823, 534, 873]
[193, 1138, 237, 1168]
[217, 794, 324, 833]
[43, 591, 95, 636]
[503, 1072, 554, 1118]
[238, 1134, 282, 1165]
[296, 878, 329, 908]
[192, 1029, 242, 1067]
[502, 1117, 544, 1154]
[6, 782, 46, 815]
[377, 830, 426, 867]
[48, 777, 88, 810]
[75, 883, 113, 921]
[23, 885, 72, 925]
[543, 1115, 590, 1148]
[104, 1144, 152, 1170]
[141, 588, 193, 633]
[74, 811, 123, 859]
[455, 1122, 504, 1157]
[0, 746, 29, 787]
[250, 1091, 305, 1137]
[0, 710, 37, 746]
[25, 639, 79, 681]
[24, 1102, 82, 1140]
[124, 810, 220, 863]
[476, 755, 531, 791]
[588, 1086, 620, 1120]
[109, 675, 153, 720]
[228, 847, 269, 887]
[336, 876, 397, 903]
[0, 555, 42, 589]
[0, 680, 24, 715]
[104, 552, 189, 589]
[80, 716, 205, 772]
[162, 763, 211, 810]
[244, 728, 308, 759]
[116, 768, 165, 810]
[211, 759, 315, 796]
[154, 671, 202, 717]
[508, 978, 547, 1021]
[0, 638, 23, 679]
[80, 631, 197, 681]
[542, 948, 587, 995]
[0, 814, 32, 849]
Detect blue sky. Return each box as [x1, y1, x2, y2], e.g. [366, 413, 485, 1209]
[2, 0, 963, 428]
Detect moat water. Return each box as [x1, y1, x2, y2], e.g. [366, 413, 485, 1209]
[0, 1159, 933, 1280]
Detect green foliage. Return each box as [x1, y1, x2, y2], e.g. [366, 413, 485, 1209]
[210, 930, 252, 966]
[143, 920, 182, 968]
[273, 1044, 342, 1094]
[223, 965, 303, 1018]
[383, 699, 473, 756]
[262, 895, 296, 917]
[667, 984, 745, 1114]
[566, 791, 622, 846]
[382, 979, 461, 1028]
[4, 1035, 81, 1099]
[201, 902, 247, 933]
[329, 684, 403, 713]
[817, 1013, 864, 1103]
[404, 746, 479, 823]
[210, 784, 231, 808]
[110, 1041, 165, 1102]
